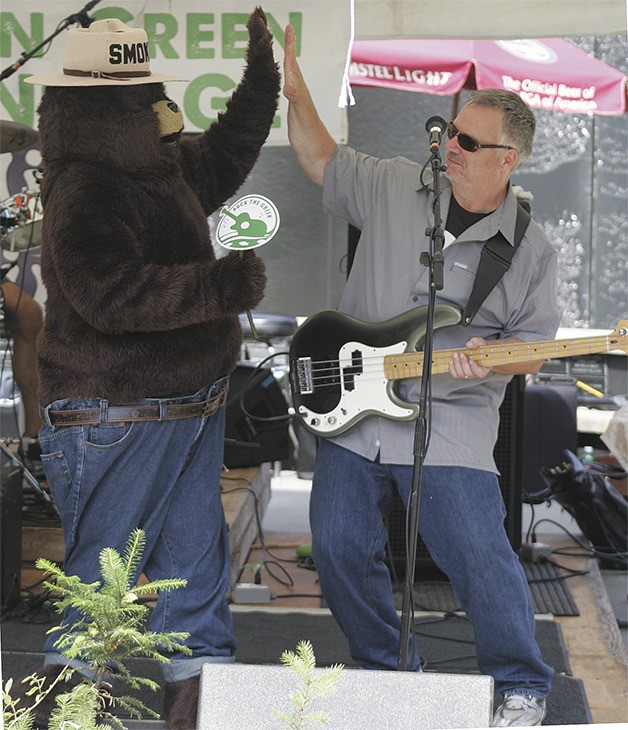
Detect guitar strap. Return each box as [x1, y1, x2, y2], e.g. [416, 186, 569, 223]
[461, 201, 530, 326]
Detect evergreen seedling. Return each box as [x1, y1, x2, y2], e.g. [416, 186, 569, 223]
[274, 640, 344, 728]
[2, 528, 191, 730]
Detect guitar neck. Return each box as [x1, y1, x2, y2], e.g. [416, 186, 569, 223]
[384, 332, 623, 379]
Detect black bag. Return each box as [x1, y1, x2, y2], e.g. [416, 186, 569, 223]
[537, 449, 627, 569]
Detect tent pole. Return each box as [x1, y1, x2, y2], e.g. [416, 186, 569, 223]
[451, 91, 460, 119]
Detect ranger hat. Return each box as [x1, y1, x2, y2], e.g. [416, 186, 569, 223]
[25, 18, 187, 87]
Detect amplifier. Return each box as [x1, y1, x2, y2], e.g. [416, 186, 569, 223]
[223, 363, 291, 469]
[535, 351, 626, 398]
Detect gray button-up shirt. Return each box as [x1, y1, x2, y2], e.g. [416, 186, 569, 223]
[322, 145, 560, 472]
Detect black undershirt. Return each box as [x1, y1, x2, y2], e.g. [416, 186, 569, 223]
[445, 194, 491, 239]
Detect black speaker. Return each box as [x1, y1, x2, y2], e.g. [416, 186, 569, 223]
[521, 384, 578, 495]
[386, 375, 526, 580]
[1, 464, 22, 611]
[223, 363, 291, 469]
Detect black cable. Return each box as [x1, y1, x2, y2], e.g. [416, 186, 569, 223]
[2, 587, 56, 623]
[523, 500, 538, 543]
[418, 156, 434, 191]
[268, 549, 300, 564]
[223, 482, 266, 585]
[423, 653, 478, 666]
[531, 518, 628, 567]
[416, 598, 463, 613]
[522, 551, 591, 584]
[222, 478, 301, 588]
[542, 556, 589, 577]
[410, 614, 479, 669]
[551, 547, 627, 568]
[526, 570, 589, 584]
[296, 556, 316, 571]
[236, 351, 295, 424]
[262, 560, 294, 588]
[413, 623, 477, 646]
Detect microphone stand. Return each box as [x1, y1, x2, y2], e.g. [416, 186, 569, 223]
[0, 0, 102, 81]
[0, 439, 55, 507]
[397, 139, 446, 671]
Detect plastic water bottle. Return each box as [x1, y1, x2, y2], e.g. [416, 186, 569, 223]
[580, 445, 595, 464]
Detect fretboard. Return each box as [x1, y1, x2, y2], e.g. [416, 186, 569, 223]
[383, 331, 625, 380]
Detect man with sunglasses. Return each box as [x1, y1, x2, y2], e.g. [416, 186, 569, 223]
[283, 24, 558, 728]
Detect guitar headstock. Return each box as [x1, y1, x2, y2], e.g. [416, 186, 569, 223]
[610, 320, 628, 353]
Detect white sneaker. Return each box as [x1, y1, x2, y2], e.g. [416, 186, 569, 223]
[492, 694, 547, 726]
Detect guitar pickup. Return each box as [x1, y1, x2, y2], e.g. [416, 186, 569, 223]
[343, 349, 363, 392]
[293, 357, 314, 395]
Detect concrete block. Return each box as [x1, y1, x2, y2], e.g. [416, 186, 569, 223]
[198, 662, 493, 729]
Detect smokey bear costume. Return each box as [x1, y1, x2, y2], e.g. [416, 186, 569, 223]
[13, 9, 280, 729]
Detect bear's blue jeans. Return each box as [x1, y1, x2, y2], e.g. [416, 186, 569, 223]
[38, 378, 235, 682]
[310, 439, 554, 698]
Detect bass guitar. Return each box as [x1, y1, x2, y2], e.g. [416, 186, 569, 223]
[289, 304, 628, 438]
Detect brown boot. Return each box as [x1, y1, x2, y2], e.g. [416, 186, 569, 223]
[164, 675, 200, 730]
[8, 664, 84, 728]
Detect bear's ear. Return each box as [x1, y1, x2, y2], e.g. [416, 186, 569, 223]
[129, 82, 169, 109]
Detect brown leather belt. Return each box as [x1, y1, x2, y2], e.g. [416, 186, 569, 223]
[47, 387, 228, 426]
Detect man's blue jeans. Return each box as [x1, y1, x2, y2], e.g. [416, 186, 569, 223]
[38, 378, 235, 682]
[310, 439, 554, 698]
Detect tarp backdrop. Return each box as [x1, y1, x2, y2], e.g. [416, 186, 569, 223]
[3, 0, 626, 144]
[354, 0, 627, 40]
[0, 2, 626, 329]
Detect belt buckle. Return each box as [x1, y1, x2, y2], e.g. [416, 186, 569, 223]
[203, 387, 227, 418]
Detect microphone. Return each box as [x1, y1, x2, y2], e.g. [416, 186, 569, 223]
[425, 116, 447, 151]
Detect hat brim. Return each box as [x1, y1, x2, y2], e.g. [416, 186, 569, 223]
[25, 71, 187, 87]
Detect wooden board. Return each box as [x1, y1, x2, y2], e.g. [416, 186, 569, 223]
[19, 465, 272, 588]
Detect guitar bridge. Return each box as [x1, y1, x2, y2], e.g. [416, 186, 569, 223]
[293, 357, 314, 395]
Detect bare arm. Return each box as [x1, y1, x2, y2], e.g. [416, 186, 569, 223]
[283, 23, 337, 186]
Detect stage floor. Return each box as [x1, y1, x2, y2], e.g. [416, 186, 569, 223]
[2, 468, 626, 726]
[247, 471, 627, 726]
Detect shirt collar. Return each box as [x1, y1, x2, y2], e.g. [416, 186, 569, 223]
[442, 181, 519, 246]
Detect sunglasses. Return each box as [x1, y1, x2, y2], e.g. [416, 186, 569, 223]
[447, 122, 515, 153]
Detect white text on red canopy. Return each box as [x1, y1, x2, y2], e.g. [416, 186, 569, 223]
[350, 62, 453, 88]
[502, 76, 598, 112]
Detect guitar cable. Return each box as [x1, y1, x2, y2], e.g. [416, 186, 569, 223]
[235, 350, 297, 425]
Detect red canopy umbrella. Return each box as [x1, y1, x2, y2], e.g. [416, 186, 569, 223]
[350, 38, 627, 115]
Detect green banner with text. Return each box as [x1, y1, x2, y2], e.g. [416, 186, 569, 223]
[0, 0, 350, 146]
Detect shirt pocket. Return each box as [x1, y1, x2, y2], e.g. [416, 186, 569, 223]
[405, 266, 430, 307]
[443, 257, 507, 327]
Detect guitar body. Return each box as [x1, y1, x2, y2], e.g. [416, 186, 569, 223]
[290, 307, 628, 439]
[289, 304, 461, 437]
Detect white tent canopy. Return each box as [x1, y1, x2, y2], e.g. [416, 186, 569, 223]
[355, 0, 628, 40]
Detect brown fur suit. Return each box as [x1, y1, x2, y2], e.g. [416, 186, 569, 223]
[10, 9, 280, 730]
[36, 10, 279, 406]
